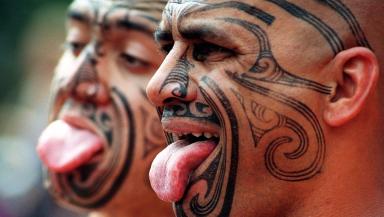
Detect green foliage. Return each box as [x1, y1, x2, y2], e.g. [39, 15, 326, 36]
[0, 0, 70, 104]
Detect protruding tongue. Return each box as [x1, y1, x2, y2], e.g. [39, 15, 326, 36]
[37, 120, 103, 173]
[149, 139, 216, 202]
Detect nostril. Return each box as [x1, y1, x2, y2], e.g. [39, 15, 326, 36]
[73, 82, 110, 105]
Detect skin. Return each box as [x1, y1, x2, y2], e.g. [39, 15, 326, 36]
[146, 0, 384, 216]
[39, 0, 173, 216]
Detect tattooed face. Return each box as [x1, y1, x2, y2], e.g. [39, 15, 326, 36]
[36, 0, 171, 215]
[147, 0, 372, 216]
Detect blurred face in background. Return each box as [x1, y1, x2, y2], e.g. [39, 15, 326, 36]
[36, 0, 171, 216]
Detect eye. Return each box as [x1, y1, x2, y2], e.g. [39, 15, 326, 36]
[65, 41, 86, 56]
[192, 42, 234, 62]
[160, 43, 174, 54]
[119, 53, 150, 71]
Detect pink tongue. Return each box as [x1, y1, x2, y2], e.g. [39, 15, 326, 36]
[36, 120, 103, 173]
[149, 139, 216, 202]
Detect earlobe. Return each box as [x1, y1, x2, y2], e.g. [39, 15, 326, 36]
[323, 47, 379, 127]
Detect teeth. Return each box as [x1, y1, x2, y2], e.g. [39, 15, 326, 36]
[204, 132, 212, 138]
[172, 131, 220, 139]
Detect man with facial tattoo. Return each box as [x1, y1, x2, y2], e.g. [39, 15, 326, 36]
[36, 0, 173, 216]
[146, 0, 384, 216]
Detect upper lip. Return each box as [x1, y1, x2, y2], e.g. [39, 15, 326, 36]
[162, 117, 220, 134]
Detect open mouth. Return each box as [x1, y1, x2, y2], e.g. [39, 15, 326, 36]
[149, 111, 222, 202]
[171, 131, 220, 144]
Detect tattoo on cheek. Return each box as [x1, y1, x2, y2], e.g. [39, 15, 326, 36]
[140, 106, 164, 159]
[231, 87, 325, 181]
[175, 77, 239, 217]
[159, 55, 194, 98]
[218, 18, 326, 181]
[82, 103, 113, 145]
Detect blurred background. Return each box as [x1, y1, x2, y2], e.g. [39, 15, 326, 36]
[0, 1, 85, 216]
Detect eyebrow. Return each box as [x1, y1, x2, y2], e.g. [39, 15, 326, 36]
[154, 29, 173, 42]
[116, 19, 153, 35]
[67, 9, 91, 23]
[179, 24, 235, 46]
[179, 26, 221, 41]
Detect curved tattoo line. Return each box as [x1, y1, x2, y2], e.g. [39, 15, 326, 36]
[57, 87, 136, 208]
[174, 76, 239, 217]
[183, 1, 275, 25]
[220, 17, 332, 95]
[140, 106, 162, 159]
[316, 0, 372, 49]
[229, 71, 325, 181]
[267, 0, 344, 55]
[232, 87, 314, 179]
[159, 55, 194, 98]
[162, 101, 220, 125]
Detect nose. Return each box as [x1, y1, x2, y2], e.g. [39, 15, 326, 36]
[66, 44, 110, 105]
[146, 43, 197, 106]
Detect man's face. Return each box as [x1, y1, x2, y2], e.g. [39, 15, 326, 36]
[37, 0, 166, 210]
[147, 0, 342, 216]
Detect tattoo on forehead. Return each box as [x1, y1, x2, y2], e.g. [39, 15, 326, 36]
[316, 0, 371, 49]
[159, 55, 194, 99]
[183, 1, 275, 25]
[267, 0, 344, 55]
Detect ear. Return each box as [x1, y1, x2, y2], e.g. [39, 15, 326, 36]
[323, 47, 379, 127]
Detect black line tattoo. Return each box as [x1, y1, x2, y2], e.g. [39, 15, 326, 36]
[52, 87, 136, 208]
[267, 0, 344, 55]
[186, 1, 275, 25]
[140, 105, 163, 159]
[159, 55, 194, 99]
[220, 17, 332, 95]
[316, 0, 372, 49]
[174, 76, 239, 217]
[229, 71, 325, 181]
[156, 107, 175, 145]
[162, 100, 220, 125]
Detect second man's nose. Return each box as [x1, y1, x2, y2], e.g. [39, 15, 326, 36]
[68, 51, 110, 105]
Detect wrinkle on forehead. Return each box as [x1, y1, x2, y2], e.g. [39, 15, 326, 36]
[70, 0, 167, 24]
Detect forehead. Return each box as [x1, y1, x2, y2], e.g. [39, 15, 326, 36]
[68, 0, 164, 29]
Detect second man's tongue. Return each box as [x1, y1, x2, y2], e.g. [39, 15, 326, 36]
[36, 120, 104, 173]
[149, 139, 216, 202]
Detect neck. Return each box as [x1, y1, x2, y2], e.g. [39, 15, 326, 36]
[87, 197, 172, 217]
[287, 110, 384, 217]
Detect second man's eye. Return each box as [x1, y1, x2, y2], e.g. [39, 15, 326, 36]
[120, 53, 150, 69]
[65, 41, 86, 56]
[192, 42, 234, 62]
